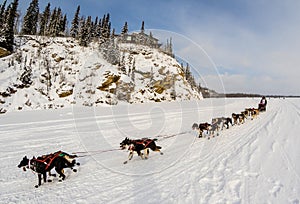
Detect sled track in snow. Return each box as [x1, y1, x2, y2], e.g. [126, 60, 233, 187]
[76, 103, 281, 203]
[2, 99, 299, 203]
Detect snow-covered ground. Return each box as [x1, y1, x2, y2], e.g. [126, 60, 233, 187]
[0, 36, 202, 114]
[0, 98, 299, 203]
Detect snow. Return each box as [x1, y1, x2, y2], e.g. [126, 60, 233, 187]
[0, 36, 202, 113]
[1, 97, 300, 203]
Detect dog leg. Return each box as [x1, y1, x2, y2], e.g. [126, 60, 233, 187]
[137, 150, 144, 160]
[124, 152, 134, 164]
[43, 172, 47, 184]
[198, 130, 203, 138]
[144, 149, 149, 159]
[56, 168, 65, 182]
[35, 173, 42, 188]
[154, 148, 163, 155]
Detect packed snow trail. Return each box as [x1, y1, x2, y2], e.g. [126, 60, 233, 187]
[0, 98, 299, 203]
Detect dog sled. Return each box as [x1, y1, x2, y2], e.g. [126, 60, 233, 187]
[258, 103, 266, 112]
[258, 96, 267, 112]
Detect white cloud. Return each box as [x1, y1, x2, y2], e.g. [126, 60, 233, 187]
[157, 0, 300, 95]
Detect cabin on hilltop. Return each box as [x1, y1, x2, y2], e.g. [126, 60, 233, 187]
[117, 21, 173, 57]
[118, 32, 161, 49]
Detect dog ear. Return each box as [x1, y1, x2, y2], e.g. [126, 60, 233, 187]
[24, 156, 27, 159]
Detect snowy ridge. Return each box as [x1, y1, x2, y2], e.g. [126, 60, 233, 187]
[0, 36, 202, 113]
[0, 98, 299, 203]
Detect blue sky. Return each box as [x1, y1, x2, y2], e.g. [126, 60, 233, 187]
[6, 0, 300, 95]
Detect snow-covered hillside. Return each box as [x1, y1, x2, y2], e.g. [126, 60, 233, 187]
[0, 36, 202, 114]
[1, 98, 299, 203]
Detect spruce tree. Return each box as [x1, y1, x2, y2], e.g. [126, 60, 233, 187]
[54, 7, 62, 36]
[21, 0, 39, 35]
[90, 16, 97, 38]
[0, 0, 7, 28]
[95, 18, 101, 38]
[78, 17, 88, 46]
[39, 3, 50, 35]
[121, 21, 128, 35]
[1, 0, 18, 52]
[85, 16, 92, 43]
[141, 21, 145, 33]
[101, 13, 110, 40]
[60, 14, 67, 35]
[70, 5, 80, 38]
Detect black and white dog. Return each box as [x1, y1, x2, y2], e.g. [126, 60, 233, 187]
[192, 122, 212, 138]
[120, 137, 163, 164]
[18, 151, 80, 188]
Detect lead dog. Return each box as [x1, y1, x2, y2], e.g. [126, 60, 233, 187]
[18, 151, 80, 188]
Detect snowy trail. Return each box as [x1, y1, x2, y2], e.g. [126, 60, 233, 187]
[0, 98, 300, 203]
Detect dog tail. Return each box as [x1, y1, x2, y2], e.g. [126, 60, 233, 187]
[153, 138, 158, 141]
[156, 146, 162, 149]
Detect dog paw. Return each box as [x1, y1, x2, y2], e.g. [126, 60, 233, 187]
[35, 185, 39, 188]
[76, 162, 80, 166]
[123, 161, 128, 164]
[73, 169, 77, 172]
[47, 179, 52, 182]
[160, 152, 164, 155]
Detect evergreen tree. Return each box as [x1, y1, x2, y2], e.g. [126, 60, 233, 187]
[0, 0, 7, 28]
[47, 7, 57, 36]
[21, 0, 39, 35]
[95, 18, 101, 38]
[111, 28, 115, 38]
[78, 17, 88, 46]
[90, 16, 98, 38]
[141, 21, 144, 33]
[85, 15, 92, 43]
[53, 7, 63, 36]
[121, 21, 128, 34]
[47, 7, 65, 37]
[70, 5, 80, 38]
[101, 13, 110, 40]
[39, 3, 50, 35]
[1, 0, 18, 52]
[185, 63, 190, 80]
[60, 14, 67, 35]
[107, 22, 111, 38]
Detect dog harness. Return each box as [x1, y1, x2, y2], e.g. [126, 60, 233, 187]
[128, 139, 153, 150]
[31, 151, 62, 172]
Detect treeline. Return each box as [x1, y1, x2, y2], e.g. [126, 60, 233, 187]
[181, 62, 202, 94]
[0, 0, 114, 52]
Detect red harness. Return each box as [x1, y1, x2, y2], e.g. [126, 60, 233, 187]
[32, 151, 62, 171]
[129, 139, 152, 150]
